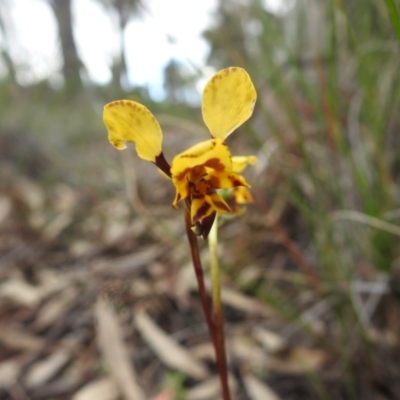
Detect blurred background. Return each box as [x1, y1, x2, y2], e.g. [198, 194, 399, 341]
[1, 0, 400, 399]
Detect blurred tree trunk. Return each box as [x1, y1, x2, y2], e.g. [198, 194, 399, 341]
[51, 0, 84, 95]
[102, 0, 143, 89]
[110, 0, 129, 88]
[202, 0, 251, 68]
[0, 2, 18, 86]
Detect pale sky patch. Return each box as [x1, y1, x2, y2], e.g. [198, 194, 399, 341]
[1, 0, 290, 97]
[72, 0, 120, 84]
[262, 0, 296, 15]
[124, 0, 216, 99]
[3, 0, 60, 85]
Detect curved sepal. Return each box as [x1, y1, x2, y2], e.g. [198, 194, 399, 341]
[103, 100, 163, 162]
[202, 67, 257, 140]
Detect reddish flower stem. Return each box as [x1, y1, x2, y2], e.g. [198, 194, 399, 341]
[154, 152, 172, 178]
[184, 206, 217, 347]
[212, 295, 231, 400]
[184, 207, 231, 400]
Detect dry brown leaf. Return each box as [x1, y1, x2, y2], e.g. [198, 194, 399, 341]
[0, 326, 44, 352]
[38, 270, 68, 294]
[231, 337, 268, 371]
[190, 335, 327, 378]
[176, 265, 273, 317]
[220, 287, 272, 316]
[13, 176, 45, 210]
[0, 270, 68, 307]
[102, 220, 130, 245]
[130, 277, 153, 297]
[98, 199, 140, 245]
[43, 213, 73, 240]
[236, 265, 264, 288]
[186, 375, 236, 400]
[268, 347, 328, 374]
[70, 240, 100, 258]
[244, 375, 281, 400]
[0, 279, 43, 306]
[174, 249, 209, 303]
[292, 347, 328, 371]
[149, 388, 175, 400]
[25, 349, 71, 388]
[134, 308, 208, 380]
[0, 195, 12, 225]
[0, 360, 19, 388]
[368, 328, 398, 347]
[192, 337, 269, 372]
[190, 342, 215, 362]
[34, 286, 79, 330]
[253, 327, 286, 353]
[91, 245, 163, 276]
[72, 378, 119, 400]
[52, 184, 79, 211]
[95, 298, 145, 400]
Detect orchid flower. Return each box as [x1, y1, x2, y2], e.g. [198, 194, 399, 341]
[103, 67, 257, 238]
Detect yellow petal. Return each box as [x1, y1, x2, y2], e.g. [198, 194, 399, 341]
[171, 138, 232, 205]
[202, 67, 257, 140]
[208, 192, 231, 213]
[103, 100, 163, 162]
[172, 181, 189, 208]
[209, 170, 250, 189]
[232, 155, 257, 173]
[233, 187, 254, 204]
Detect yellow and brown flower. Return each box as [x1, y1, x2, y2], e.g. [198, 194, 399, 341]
[103, 67, 257, 238]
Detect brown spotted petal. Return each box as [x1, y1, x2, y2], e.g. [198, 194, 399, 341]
[208, 170, 250, 189]
[191, 191, 231, 224]
[171, 138, 232, 207]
